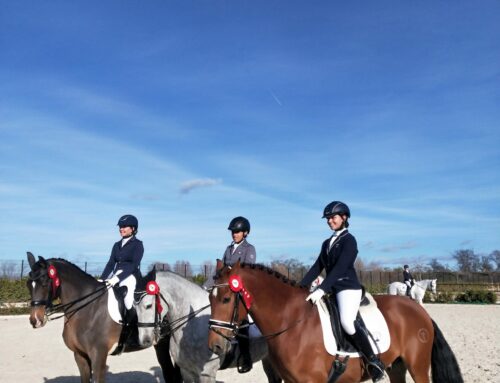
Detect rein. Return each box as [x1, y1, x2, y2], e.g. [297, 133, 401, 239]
[29, 265, 111, 321]
[135, 286, 210, 339]
[208, 282, 313, 342]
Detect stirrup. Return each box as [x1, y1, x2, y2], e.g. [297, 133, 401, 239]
[366, 357, 385, 382]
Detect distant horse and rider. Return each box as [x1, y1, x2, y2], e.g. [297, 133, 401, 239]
[387, 265, 437, 305]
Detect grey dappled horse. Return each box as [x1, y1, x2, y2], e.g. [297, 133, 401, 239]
[387, 279, 437, 305]
[134, 269, 281, 383]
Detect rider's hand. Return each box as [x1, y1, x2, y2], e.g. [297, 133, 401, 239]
[106, 276, 120, 287]
[306, 288, 325, 304]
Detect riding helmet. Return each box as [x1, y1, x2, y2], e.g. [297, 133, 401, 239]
[404, 265, 409, 269]
[322, 201, 351, 219]
[228, 216, 251, 233]
[117, 214, 139, 231]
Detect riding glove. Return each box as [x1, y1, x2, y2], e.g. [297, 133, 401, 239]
[106, 275, 120, 286]
[306, 288, 325, 304]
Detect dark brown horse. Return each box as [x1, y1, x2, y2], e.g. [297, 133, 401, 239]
[208, 260, 463, 383]
[26, 252, 181, 383]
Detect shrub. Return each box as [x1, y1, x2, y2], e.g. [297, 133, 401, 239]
[0, 278, 30, 302]
[455, 289, 496, 304]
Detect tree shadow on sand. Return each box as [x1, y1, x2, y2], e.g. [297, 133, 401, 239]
[42, 367, 165, 383]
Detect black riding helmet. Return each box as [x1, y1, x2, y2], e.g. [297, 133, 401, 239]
[228, 216, 251, 233]
[117, 214, 139, 234]
[322, 201, 350, 227]
[322, 201, 351, 218]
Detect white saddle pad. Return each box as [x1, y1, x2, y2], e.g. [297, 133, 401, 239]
[317, 293, 390, 357]
[106, 286, 123, 324]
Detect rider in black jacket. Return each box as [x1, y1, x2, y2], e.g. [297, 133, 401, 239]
[300, 201, 385, 382]
[101, 214, 143, 324]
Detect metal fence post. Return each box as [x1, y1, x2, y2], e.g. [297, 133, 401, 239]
[20, 260, 24, 279]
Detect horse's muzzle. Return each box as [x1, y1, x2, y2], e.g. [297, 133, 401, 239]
[29, 308, 47, 328]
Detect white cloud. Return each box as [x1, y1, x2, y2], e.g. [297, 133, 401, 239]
[179, 178, 222, 194]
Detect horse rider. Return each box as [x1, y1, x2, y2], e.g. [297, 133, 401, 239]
[100, 214, 144, 325]
[403, 264, 414, 297]
[223, 216, 256, 373]
[299, 201, 385, 382]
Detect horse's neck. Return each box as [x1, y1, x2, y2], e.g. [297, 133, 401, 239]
[53, 261, 99, 303]
[158, 274, 208, 320]
[242, 270, 306, 332]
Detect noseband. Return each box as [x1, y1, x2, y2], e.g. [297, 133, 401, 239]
[208, 282, 250, 341]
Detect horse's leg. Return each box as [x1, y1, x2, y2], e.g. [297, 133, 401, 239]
[88, 348, 109, 383]
[74, 352, 91, 383]
[402, 343, 431, 383]
[154, 336, 183, 383]
[387, 357, 407, 383]
[262, 356, 282, 383]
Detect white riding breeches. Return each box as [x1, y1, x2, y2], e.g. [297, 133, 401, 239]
[405, 281, 412, 290]
[336, 289, 362, 335]
[117, 274, 136, 310]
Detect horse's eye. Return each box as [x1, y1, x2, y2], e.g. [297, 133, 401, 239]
[223, 297, 231, 304]
[145, 304, 153, 309]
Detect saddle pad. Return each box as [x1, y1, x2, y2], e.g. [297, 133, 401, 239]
[317, 293, 390, 357]
[107, 287, 123, 324]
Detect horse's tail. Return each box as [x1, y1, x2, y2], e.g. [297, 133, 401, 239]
[431, 320, 463, 383]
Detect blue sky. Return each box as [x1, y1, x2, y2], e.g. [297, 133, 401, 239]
[1, 1, 499, 270]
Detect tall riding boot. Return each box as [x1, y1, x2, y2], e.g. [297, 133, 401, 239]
[124, 306, 137, 326]
[237, 323, 253, 373]
[406, 285, 411, 297]
[350, 326, 385, 382]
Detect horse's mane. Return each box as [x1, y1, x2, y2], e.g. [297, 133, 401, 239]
[49, 258, 96, 281]
[214, 263, 302, 288]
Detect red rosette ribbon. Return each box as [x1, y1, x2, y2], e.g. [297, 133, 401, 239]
[229, 275, 253, 310]
[146, 280, 163, 314]
[47, 265, 60, 296]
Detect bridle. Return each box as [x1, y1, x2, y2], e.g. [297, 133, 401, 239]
[208, 274, 314, 342]
[135, 280, 210, 340]
[207, 281, 250, 341]
[28, 263, 110, 320]
[28, 266, 59, 308]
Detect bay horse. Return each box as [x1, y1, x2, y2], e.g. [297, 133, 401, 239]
[134, 268, 281, 382]
[208, 260, 463, 383]
[25, 252, 180, 383]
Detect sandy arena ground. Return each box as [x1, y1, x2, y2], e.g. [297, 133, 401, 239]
[1, 304, 499, 382]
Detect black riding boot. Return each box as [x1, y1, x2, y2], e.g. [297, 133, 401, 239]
[406, 285, 411, 297]
[237, 324, 253, 373]
[350, 327, 385, 382]
[124, 306, 137, 326]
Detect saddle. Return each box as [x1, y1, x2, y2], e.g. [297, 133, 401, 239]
[316, 290, 390, 358]
[325, 289, 370, 353]
[108, 285, 141, 355]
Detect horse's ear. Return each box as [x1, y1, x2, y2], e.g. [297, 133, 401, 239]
[38, 256, 47, 266]
[234, 260, 241, 269]
[27, 252, 36, 269]
[216, 259, 223, 271]
[151, 266, 157, 280]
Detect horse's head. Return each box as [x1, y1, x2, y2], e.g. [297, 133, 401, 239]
[430, 279, 437, 294]
[207, 259, 249, 356]
[26, 252, 59, 328]
[134, 267, 163, 347]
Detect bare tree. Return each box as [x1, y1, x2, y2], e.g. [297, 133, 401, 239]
[1, 261, 17, 279]
[201, 260, 215, 279]
[452, 249, 480, 272]
[490, 250, 500, 271]
[428, 258, 448, 272]
[150, 262, 171, 272]
[174, 260, 193, 278]
[480, 255, 494, 272]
